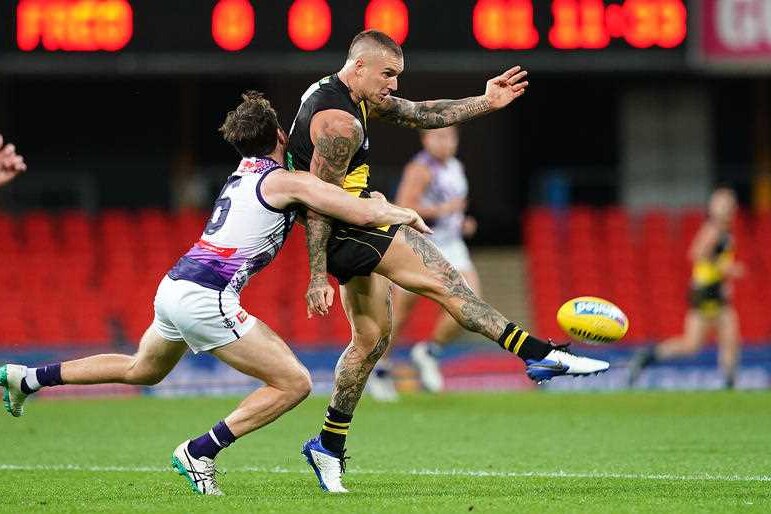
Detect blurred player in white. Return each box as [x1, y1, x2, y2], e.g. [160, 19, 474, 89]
[0, 133, 27, 186]
[0, 92, 429, 496]
[369, 126, 479, 399]
[628, 187, 743, 388]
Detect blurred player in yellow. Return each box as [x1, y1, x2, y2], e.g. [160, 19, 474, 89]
[0, 133, 27, 186]
[369, 126, 480, 399]
[628, 187, 744, 389]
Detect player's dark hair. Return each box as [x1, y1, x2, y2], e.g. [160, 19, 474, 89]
[347, 29, 403, 60]
[219, 91, 279, 158]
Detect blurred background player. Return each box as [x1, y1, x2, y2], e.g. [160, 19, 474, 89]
[369, 126, 479, 399]
[628, 187, 744, 389]
[0, 133, 27, 187]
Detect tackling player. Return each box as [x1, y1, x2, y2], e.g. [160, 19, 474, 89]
[0, 91, 430, 496]
[287, 30, 610, 493]
[0, 133, 27, 187]
[628, 187, 743, 388]
[370, 126, 479, 399]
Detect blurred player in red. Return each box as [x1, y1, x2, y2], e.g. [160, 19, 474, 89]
[0, 134, 27, 186]
[628, 188, 744, 389]
[369, 126, 480, 400]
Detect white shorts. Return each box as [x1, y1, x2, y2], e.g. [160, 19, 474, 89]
[432, 237, 474, 272]
[152, 276, 257, 354]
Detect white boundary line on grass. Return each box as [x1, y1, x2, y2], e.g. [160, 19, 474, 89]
[1, 464, 770, 482]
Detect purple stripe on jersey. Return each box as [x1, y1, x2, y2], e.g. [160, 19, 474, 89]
[168, 257, 230, 291]
[170, 244, 249, 290]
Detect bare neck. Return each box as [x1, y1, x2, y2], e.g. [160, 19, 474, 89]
[337, 66, 364, 104]
[267, 147, 286, 167]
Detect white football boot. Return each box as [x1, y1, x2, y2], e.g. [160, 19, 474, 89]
[301, 436, 349, 493]
[0, 364, 29, 417]
[171, 440, 223, 496]
[411, 342, 444, 392]
[525, 344, 610, 383]
[367, 365, 399, 402]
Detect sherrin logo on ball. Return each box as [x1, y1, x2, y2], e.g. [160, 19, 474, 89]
[556, 296, 629, 345]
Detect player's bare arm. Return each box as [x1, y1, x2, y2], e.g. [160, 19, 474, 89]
[305, 109, 364, 317]
[395, 162, 465, 219]
[0, 134, 27, 187]
[371, 66, 528, 129]
[261, 170, 431, 232]
[688, 223, 719, 261]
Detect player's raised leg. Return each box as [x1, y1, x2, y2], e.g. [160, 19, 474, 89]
[409, 268, 481, 392]
[1, 326, 187, 417]
[303, 274, 392, 493]
[375, 226, 610, 382]
[173, 318, 312, 496]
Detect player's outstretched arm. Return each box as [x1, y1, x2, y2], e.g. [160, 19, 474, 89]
[371, 66, 528, 129]
[304, 109, 363, 317]
[262, 170, 432, 233]
[0, 134, 27, 187]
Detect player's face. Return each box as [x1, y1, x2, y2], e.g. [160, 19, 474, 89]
[709, 190, 736, 224]
[358, 52, 403, 105]
[421, 127, 459, 161]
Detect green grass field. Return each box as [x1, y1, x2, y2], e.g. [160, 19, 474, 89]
[2, 392, 770, 513]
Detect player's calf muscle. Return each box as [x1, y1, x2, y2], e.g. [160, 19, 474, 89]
[331, 337, 388, 414]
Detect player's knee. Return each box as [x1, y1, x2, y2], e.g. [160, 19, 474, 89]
[126, 360, 166, 386]
[681, 338, 702, 353]
[284, 366, 313, 402]
[353, 327, 391, 358]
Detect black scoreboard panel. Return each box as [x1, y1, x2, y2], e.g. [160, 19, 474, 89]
[0, 0, 690, 75]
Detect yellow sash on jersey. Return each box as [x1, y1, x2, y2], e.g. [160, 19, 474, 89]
[342, 163, 390, 232]
[692, 250, 734, 286]
[342, 164, 370, 196]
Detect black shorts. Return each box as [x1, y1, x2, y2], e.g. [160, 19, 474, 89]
[689, 283, 727, 316]
[327, 222, 401, 284]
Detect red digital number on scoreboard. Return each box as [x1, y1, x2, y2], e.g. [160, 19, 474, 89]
[212, 0, 255, 52]
[365, 0, 409, 45]
[474, 0, 687, 50]
[17, 0, 133, 52]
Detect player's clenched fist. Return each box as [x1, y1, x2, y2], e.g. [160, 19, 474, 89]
[0, 134, 27, 187]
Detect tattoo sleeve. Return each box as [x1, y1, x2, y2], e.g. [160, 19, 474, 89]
[373, 95, 492, 129]
[399, 225, 508, 341]
[305, 118, 365, 279]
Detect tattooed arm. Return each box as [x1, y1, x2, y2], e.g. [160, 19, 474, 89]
[371, 66, 529, 129]
[304, 109, 364, 317]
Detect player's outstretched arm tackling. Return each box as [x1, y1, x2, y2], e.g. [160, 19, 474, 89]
[371, 66, 528, 129]
[261, 170, 431, 233]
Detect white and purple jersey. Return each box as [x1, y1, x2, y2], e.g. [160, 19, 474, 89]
[168, 157, 296, 294]
[412, 150, 468, 242]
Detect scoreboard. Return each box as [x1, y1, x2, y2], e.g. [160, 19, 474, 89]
[0, 0, 690, 75]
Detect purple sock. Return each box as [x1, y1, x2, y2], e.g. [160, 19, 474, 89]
[187, 421, 237, 460]
[36, 364, 63, 387]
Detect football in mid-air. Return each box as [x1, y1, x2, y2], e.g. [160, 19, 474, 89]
[556, 296, 629, 344]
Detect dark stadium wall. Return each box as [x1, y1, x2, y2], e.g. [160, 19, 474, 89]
[0, 74, 761, 244]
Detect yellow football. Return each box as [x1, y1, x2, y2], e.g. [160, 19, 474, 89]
[556, 296, 629, 345]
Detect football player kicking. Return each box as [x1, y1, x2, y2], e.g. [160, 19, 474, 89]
[0, 91, 430, 496]
[288, 30, 610, 493]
